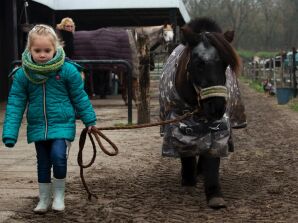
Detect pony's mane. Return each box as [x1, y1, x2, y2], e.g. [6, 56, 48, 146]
[182, 17, 242, 76]
[206, 32, 242, 76]
[187, 17, 222, 33]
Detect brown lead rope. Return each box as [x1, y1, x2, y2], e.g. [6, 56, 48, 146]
[78, 109, 199, 200]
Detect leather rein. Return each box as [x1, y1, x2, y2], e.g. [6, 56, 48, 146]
[78, 109, 199, 200]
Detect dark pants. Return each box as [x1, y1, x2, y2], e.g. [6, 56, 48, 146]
[35, 139, 67, 183]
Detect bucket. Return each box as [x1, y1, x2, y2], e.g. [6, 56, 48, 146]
[276, 88, 295, 105]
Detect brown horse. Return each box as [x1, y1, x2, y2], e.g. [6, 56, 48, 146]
[159, 17, 242, 209]
[72, 25, 174, 105]
[112, 24, 175, 105]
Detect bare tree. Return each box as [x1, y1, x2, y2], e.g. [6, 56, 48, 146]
[258, 0, 283, 50]
[220, 0, 258, 48]
[183, 0, 298, 51]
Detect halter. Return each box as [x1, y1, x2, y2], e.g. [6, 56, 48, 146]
[192, 83, 228, 101]
[184, 57, 228, 102]
[177, 45, 228, 107]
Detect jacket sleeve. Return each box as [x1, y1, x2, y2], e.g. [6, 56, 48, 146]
[2, 70, 28, 147]
[66, 64, 97, 127]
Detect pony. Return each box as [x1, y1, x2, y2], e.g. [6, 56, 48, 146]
[159, 17, 241, 209]
[72, 25, 174, 105]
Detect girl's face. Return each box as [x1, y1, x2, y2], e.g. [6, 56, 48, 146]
[30, 35, 55, 64]
[64, 22, 74, 32]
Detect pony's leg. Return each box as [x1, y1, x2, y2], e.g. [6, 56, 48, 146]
[132, 78, 139, 106]
[119, 72, 127, 105]
[89, 69, 95, 98]
[98, 70, 109, 99]
[197, 156, 203, 176]
[228, 132, 234, 152]
[180, 156, 197, 186]
[149, 52, 155, 71]
[201, 156, 226, 209]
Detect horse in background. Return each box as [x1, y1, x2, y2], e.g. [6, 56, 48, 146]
[117, 24, 175, 105]
[72, 28, 139, 103]
[72, 24, 174, 105]
[132, 24, 174, 49]
[133, 24, 174, 70]
[159, 17, 241, 209]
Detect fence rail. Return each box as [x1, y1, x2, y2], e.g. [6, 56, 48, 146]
[244, 58, 297, 89]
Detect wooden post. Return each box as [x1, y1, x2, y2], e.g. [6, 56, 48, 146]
[137, 34, 151, 124]
[292, 47, 297, 97]
[280, 52, 285, 87]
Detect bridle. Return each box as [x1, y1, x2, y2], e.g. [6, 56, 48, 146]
[184, 50, 228, 104]
[192, 83, 228, 101]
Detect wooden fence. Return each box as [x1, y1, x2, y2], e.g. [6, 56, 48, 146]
[243, 55, 297, 89]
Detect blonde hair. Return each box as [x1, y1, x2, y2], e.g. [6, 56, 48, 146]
[26, 24, 61, 50]
[56, 17, 75, 32]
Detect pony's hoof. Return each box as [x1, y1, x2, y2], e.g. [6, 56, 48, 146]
[181, 178, 197, 187]
[231, 121, 247, 129]
[207, 197, 227, 209]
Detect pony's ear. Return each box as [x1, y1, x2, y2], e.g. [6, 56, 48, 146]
[164, 21, 175, 29]
[164, 23, 174, 31]
[223, 30, 234, 43]
[181, 25, 198, 46]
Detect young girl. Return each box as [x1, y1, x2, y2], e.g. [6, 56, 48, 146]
[2, 24, 96, 213]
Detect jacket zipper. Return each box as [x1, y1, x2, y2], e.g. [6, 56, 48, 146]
[43, 83, 48, 139]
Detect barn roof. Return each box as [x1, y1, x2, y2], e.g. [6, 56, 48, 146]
[31, 0, 190, 26]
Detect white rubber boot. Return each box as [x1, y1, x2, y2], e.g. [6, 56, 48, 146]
[33, 183, 52, 214]
[52, 178, 65, 211]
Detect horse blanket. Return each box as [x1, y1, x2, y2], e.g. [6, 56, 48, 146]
[159, 44, 246, 158]
[73, 28, 138, 78]
[225, 67, 247, 128]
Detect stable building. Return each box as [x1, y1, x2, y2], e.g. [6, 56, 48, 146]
[0, 0, 190, 101]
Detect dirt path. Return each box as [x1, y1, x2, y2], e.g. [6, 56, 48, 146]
[3, 80, 298, 222]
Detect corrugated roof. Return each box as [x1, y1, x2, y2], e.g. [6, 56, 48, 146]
[32, 0, 190, 22]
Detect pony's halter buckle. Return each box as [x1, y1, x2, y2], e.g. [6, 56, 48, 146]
[193, 84, 228, 101]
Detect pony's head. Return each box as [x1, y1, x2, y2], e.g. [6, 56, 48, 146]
[181, 17, 241, 121]
[162, 24, 174, 43]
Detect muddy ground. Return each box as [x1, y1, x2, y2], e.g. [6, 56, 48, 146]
[3, 80, 298, 222]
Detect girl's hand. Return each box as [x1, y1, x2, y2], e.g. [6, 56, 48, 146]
[87, 126, 94, 133]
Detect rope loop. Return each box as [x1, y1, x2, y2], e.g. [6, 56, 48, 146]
[77, 109, 199, 200]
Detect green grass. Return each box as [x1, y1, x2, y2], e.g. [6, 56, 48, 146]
[237, 50, 279, 61]
[238, 50, 256, 60]
[239, 76, 264, 93]
[241, 76, 298, 113]
[254, 51, 279, 58]
[288, 99, 298, 112]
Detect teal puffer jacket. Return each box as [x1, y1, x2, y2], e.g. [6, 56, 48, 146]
[2, 62, 96, 147]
